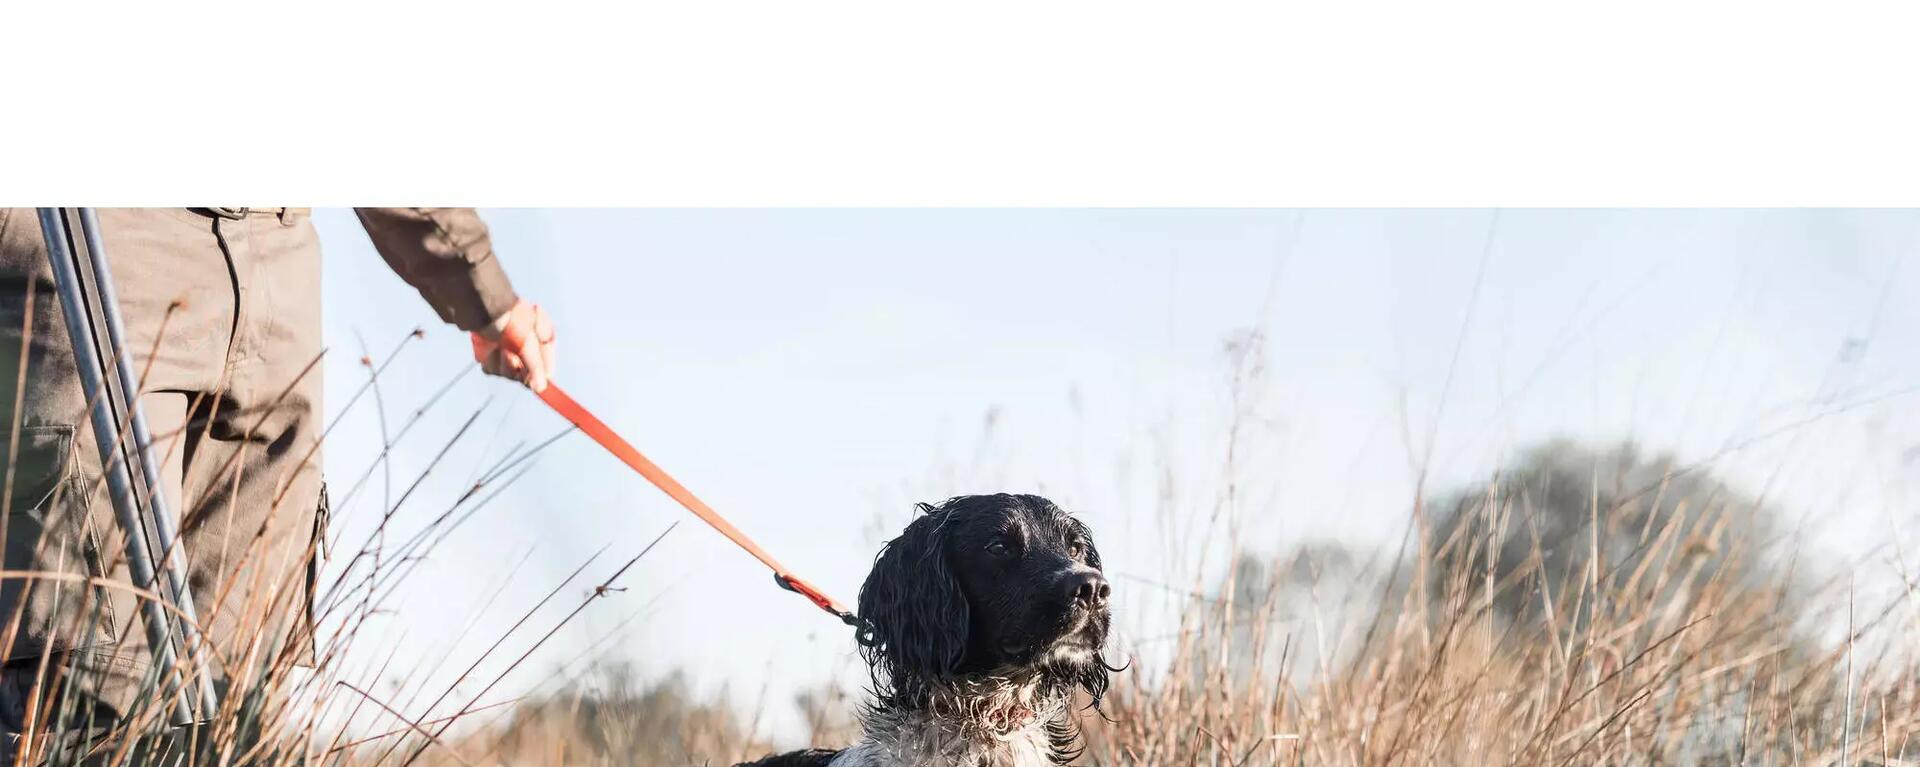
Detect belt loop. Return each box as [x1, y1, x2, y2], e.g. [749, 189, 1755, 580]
[278, 208, 295, 227]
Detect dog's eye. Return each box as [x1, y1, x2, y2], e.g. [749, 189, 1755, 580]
[1067, 540, 1085, 558]
[986, 540, 1012, 557]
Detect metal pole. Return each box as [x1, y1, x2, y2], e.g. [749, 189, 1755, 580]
[35, 209, 209, 726]
[72, 209, 220, 716]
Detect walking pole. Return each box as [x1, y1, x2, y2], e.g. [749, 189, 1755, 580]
[69, 209, 221, 718]
[36, 209, 218, 726]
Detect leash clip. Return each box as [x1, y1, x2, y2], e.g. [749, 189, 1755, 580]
[776, 572, 867, 635]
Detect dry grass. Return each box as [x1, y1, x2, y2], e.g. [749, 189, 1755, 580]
[1081, 443, 1920, 766]
[4, 318, 1914, 767]
[501, 433, 1915, 767]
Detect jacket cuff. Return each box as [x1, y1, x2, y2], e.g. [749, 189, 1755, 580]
[444, 254, 521, 332]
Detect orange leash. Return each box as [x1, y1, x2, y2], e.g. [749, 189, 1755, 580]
[528, 382, 858, 626]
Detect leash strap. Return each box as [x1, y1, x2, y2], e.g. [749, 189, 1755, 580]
[526, 380, 859, 627]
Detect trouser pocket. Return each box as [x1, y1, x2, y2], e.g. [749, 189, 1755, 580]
[0, 424, 121, 649]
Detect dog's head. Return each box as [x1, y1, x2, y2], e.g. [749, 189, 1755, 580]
[856, 494, 1112, 704]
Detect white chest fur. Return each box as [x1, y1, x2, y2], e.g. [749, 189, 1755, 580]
[827, 689, 1068, 767]
[827, 722, 1055, 767]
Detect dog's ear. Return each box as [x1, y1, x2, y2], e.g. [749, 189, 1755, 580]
[857, 502, 969, 686]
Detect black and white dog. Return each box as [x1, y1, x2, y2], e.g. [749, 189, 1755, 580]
[740, 494, 1115, 767]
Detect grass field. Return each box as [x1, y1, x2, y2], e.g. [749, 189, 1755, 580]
[6, 330, 1917, 767]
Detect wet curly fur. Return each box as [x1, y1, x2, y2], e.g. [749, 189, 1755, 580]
[739, 494, 1115, 767]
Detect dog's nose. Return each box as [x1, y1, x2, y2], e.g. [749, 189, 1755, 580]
[1066, 571, 1110, 609]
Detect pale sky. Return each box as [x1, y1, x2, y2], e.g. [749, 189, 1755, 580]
[312, 209, 1920, 746]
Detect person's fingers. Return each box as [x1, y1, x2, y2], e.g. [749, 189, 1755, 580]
[535, 306, 556, 384]
[508, 359, 532, 389]
[474, 331, 520, 378]
[509, 341, 543, 391]
[483, 343, 525, 380]
[523, 340, 548, 392]
[542, 339, 556, 385]
[470, 300, 553, 391]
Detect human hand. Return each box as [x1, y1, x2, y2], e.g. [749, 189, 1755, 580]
[471, 299, 556, 392]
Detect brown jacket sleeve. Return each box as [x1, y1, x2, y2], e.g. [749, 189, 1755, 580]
[354, 207, 520, 331]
